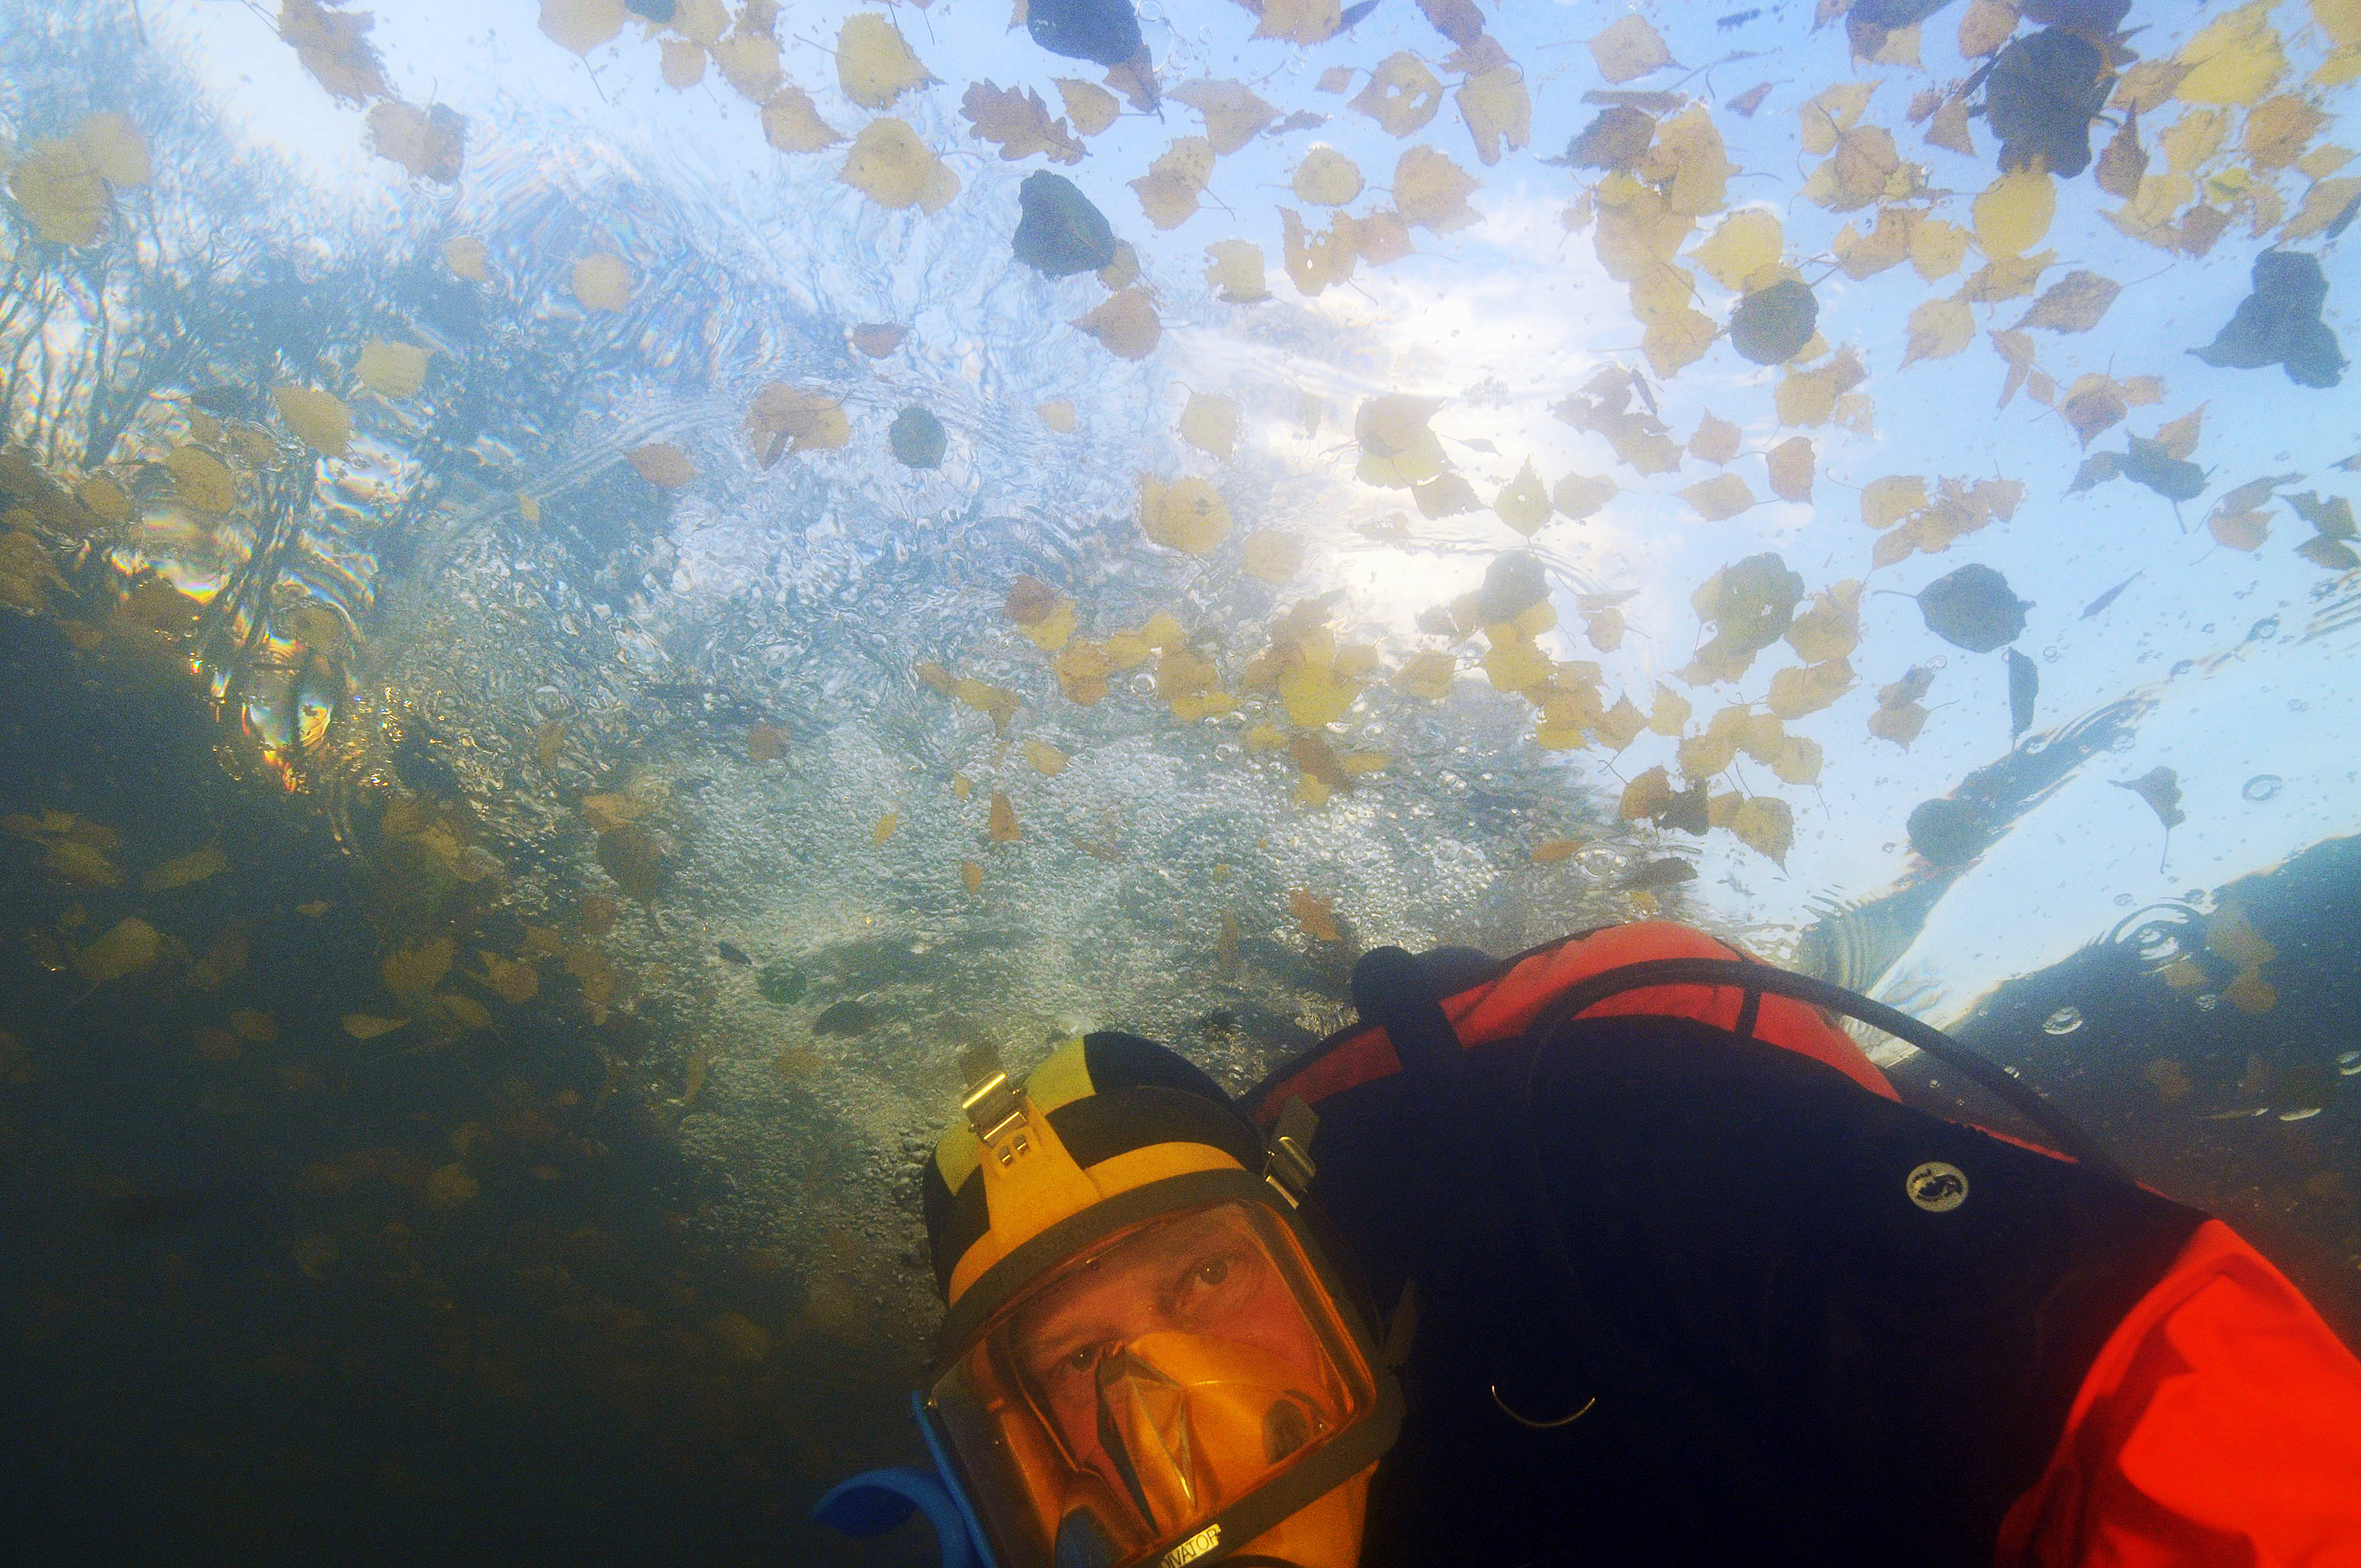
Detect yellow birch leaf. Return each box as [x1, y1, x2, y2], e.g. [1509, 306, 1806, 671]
[987, 792, 1022, 842]
[1238, 530, 1301, 585]
[1396, 651, 1456, 700]
[355, 341, 430, 398]
[873, 811, 900, 844]
[1457, 67, 1531, 166]
[840, 119, 960, 213]
[1691, 209, 1783, 291]
[1910, 217, 1970, 278]
[383, 936, 455, 995]
[962, 860, 985, 892]
[1766, 437, 1816, 503]
[442, 991, 493, 1031]
[274, 385, 351, 458]
[761, 86, 842, 154]
[1206, 240, 1270, 302]
[1551, 472, 1616, 521]
[1351, 53, 1444, 137]
[143, 844, 230, 892]
[627, 443, 697, 488]
[1766, 659, 1855, 719]
[8, 140, 110, 245]
[342, 1013, 409, 1039]
[1959, 0, 2019, 57]
[2174, 1, 2285, 106]
[1169, 79, 1278, 155]
[540, 0, 624, 54]
[1023, 739, 1068, 775]
[78, 475, 132, 523]
[1292, 146, 1364, 205]
[1495, 460, 1551, 535]
[1731, 796, 1794, 865]
[1138, 474, 1232, 553]
[573, 253, 635, 311]
[709, 29, 781, 101]
[1589, 15, 1674, 84]
[424, 1163, 479, 1208]
[164, 446, 236, 513]
[1037, 399, 1078, 433]
[1800, 82, 1876, 156]
[479, 952, 539, 1004]
[442, 236, 490, 281]
[1393, 145, 1480, 232]
[1655, 106, 1736, 216]
[1290, 889, 1341, 942]
[746, 385, 850, 457]
[1680, 473, 1756, 521]
[1861, 475, 1928, 529]
[1255, 0, 1342, 45]
[1902, 296, 1975, 365]
[1073, 289, 1161, 360]
[1532, 838, 1586, 863]
[1131, 138, 1216, 229]
[1770, 734, 1823, 784]
[660, 38, 707, 90]
[1973, 167, 2054, 258]
[1180, 392, 1239, 458]
[837, 14, 930, 110]
[1689, 411, 1742, 465]
[74, 111, 150, 186]
[1056, 78, 1121, 138]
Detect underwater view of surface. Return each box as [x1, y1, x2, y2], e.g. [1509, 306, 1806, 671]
[0, 0, 2356, 1561]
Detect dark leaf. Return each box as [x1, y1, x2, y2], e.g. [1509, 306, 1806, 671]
[1618, 856, 1697, 892]
[1584, 89, 1686, 112]
[597, 825, 667, 902]
[1726, 81, 1776, 116]
[1338, 1, 1380, 32]
[2119, 436, 2205, 502]
[2191, 250, 2346, 389]
[2286, 490, 2357, 539]
[756, 962, 806, 1006]
[1289, 732, 1356, 795]
[1013, 171, 1118, 277]
[716, 940, 752, 966]
[1907, 796, 1990, 866]
[2067, 451, 2122, 493]
[1476, 551, 1550, 624]
[1916, 563, 2030, 652]
[2079, 572, 2139, 617]
[2005, 647, 2037, 738]
[1663, 780, 1710, 837]
[2327, 190, 2361, 242]
[2113, 766, 2185, 829]
[2295, 535, 2361, 569]
[625, 0, 674, 19]
[1880, 664, 1936, 708]
[1416, 0, 1485, 46]
[1728, 278, 1819, 365]
[2093, 105, 2145, 199]
[2211, 472, 2303, 518]
[1564, 106, 1656, 171]
[1985, 30, 2111, 178]
[1708, 553, 1804, 657]
[889, 406, 948, 469]
[1851, 0, 1960, 26]
[2021, 0, 2133, 30]
[1025, 0, 1144, 68]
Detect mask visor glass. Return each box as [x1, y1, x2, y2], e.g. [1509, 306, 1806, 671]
[929, 1198, 1376, 1568]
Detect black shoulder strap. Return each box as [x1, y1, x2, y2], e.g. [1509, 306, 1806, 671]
[1350, 946, 1462, 1076]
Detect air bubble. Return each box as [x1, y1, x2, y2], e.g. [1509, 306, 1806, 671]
[2114, 892, 2135, 906]
[2247, 617, 2279, 641]
[2042, 1006, 2083, 1035]
[2195, 993, 2219, 1011]
[2170, 660, 2195, 679]
[2337, 1051, 2361, 1077]
[2107, 731, 2136, 752]
[1212, 743, 1243, 764]
[2042, 646, 2060, 662]
[2275, 1106, 2322, 1123]
[2242, 775, 2282, 801]
[1129, 673, 1157, 698]
[1928, 655, 1948, 670]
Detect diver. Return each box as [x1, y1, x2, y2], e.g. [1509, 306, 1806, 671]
[818, 921, 2361, 1567]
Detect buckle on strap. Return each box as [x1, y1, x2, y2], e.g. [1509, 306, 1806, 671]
[959, 1045, 1031, 1165]
[1264, 1097, 1319, 1205]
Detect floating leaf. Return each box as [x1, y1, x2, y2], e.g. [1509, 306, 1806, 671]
[1551, 472, 1617, 521]
[274, 385, 351, 458]
[1289, 889, 1341, 942]
[355, 341, 431, 398]
[1055, 78, 1123, 137]
[761, 86, 842, 153]
[841, 119, 960, 213]
[1731, 796, 1794, 866]
[1564, 105, 1656, 173]
[745, 385, 850, 458]
[383, 935, 455, 995]
[1986, 29, 2110, 176]
[1350, 53, 1444, 138]
[2013, 269, 2121, 333]
[572, 253, 635, 311]
[2114, 766, 2186, 829]
[1013, 171, 1117, 277]
[1027, 0, 1145, 69]
[1205, 240, 1270, 303]
[1729, 279, 1819, 365]
[1589, 14, 1674, 84]
[889, 407, 949, 469]
[442, 237, 490, 281]
[1170, 78, 1279, 154]
[963, 82, 1085, 164]
[837, 14, 930, 109]
[1688, 410, 1742, 466]
[1073, 289, 1161, 360]
[627, 443, 697, 488]
[342, 1013, 409, 1039]
[1394, 145, 1481, 231]
[2189, 250, 2344, 389]
[2006, 646, 2038, 737]
[1292, 146, 1364, 206]
[1457, 67, 1532, 166]
[1037, 399, 1079, 434]
[873, 811, 900, 845]
[1138, 474, 1232, 554]
[2173, 0, 2285, 106]
[1680, 473, 1757, 522]
[1180, 393, 1239, 460]
[987, 791, 1023, 842]
[540, 0, 625, 54]
[2119, 437, 2204, 501]
[1916, 564, 2030, 652]
[164, 447, 236, 513]
[1902, 296, 1976, 365]
[1972, 166, 2055, 258]
[1240, 530, 1304, 585]
[1862, 475, 1929, 530]
[1691, 208, 1782, 291]
[1131, 137, 1216, 229]
[143, 844, 229, 892]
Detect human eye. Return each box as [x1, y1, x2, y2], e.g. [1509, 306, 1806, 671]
[1167, 1243, 1252, 1322]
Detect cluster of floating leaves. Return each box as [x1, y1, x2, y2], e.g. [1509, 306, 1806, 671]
[2, 0, 2359, 992]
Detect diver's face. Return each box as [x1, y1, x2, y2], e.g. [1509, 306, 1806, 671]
[1013, 1206, 1325, 1466]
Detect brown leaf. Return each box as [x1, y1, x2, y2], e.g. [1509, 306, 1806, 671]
[961, 82, 1085, 164]
[2094, 106, 2146, 200]
[2011, 269, 2122, 333]
[1765, 437, 1816, 503]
